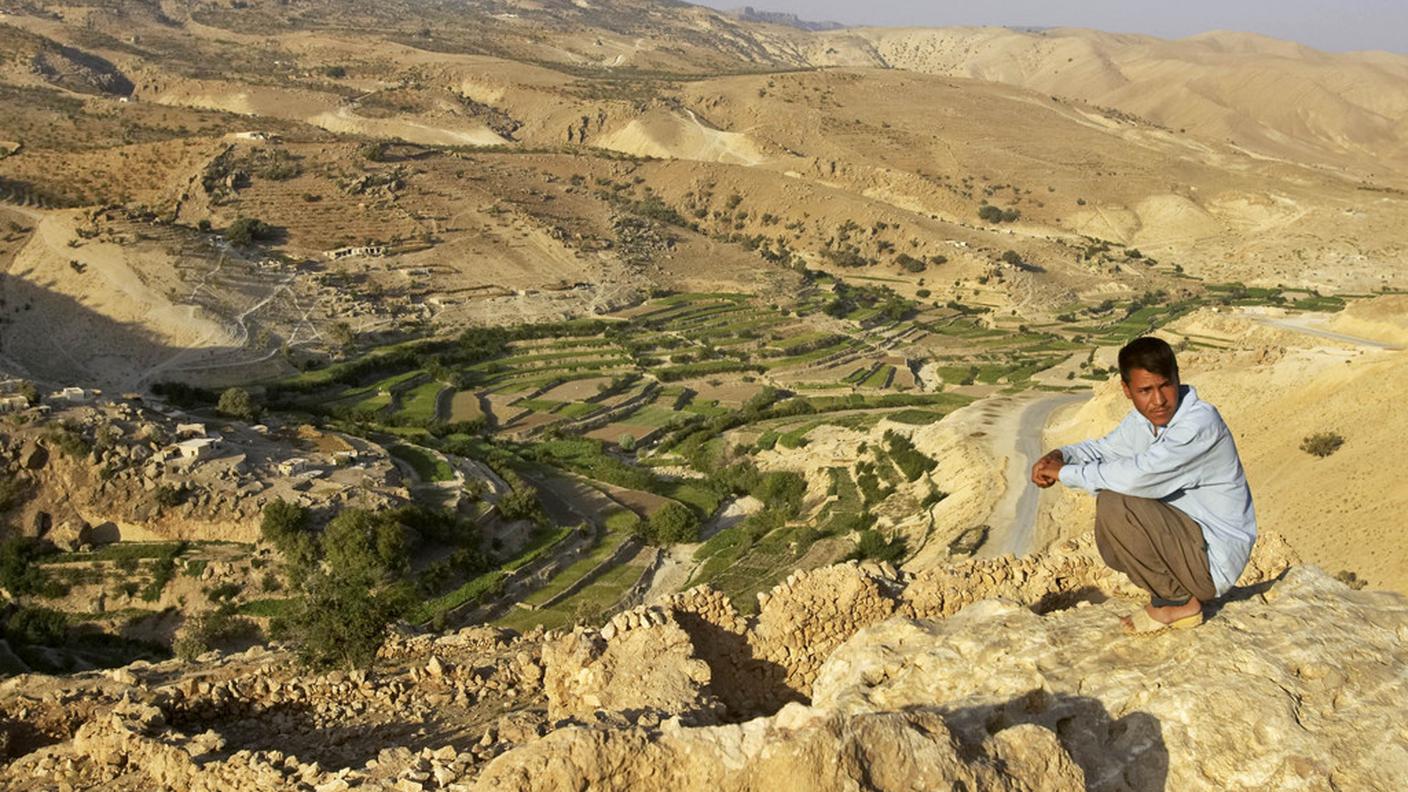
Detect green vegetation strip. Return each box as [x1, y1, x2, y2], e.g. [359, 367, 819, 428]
[234, 598, 297, 618]
[41, 542, 188, 565]
[396, 380, 445, 422]
[520, 511, 639, 607]
[497, 560, 648, 632]
[502, 525, 576, 573]
[389, 445, 456, 482]
[408, 571, 507, 624]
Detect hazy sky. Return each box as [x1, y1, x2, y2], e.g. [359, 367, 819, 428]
[694, 0, 1408, 54]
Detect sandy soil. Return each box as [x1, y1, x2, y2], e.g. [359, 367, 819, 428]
[447, 390, 485, 423]
[539, 377, 614, 402]
[1, 211, 240, 389]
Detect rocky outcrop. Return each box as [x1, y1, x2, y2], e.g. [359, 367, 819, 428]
[0, 400, 409, 546]
[0, 627, 547, 790]
[633, 532, 1297, 719]
[471, 709, 1085, 792]
[482, 564, 1407, 791]
[542, 606, 716, 722]
[3, 533, 1390, 792]
[816, 565, 1408, 790]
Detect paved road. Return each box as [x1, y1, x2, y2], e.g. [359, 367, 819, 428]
[977, 392, 1090, 558]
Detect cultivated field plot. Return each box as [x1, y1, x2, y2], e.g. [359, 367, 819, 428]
[496, 510, 647, 631]
[269, 289, 968, 444]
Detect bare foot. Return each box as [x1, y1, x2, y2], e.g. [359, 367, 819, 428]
[1120, 597, 1202, 631]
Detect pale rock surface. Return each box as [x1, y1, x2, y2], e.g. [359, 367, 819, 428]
[556, 533, 1297, 723]
[746, 563, 900, 707]
[471, 706, 1084, 792]
[541, 606, 715, 722]
[814, 566, 1408, 792]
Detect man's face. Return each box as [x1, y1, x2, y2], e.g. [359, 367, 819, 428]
[1121, 367, 1180, 427]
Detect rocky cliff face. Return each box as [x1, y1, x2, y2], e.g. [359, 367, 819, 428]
[3, 532, 1404, 791]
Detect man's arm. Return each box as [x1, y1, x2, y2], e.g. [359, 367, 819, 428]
[1059, 417, 1135, 464]
[1059, 421, 1219, 498]
[1032, 415, 1134, 488]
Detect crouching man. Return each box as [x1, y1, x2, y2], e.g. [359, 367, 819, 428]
[1032, 336, 1256, 633]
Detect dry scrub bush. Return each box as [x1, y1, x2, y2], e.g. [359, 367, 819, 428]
[1300, 432, 1344, 458]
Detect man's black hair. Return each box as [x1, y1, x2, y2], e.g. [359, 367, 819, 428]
[1118, 336, 1179, 383]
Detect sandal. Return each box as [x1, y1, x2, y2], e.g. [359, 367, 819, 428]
[1121, 608, 1203, 635]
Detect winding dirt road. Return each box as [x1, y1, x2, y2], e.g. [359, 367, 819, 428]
[1242, 312, 1402, 351]
[976, 391, 1090, 558]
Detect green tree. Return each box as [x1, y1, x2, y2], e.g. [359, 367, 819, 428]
[642, 501, 699, 545]
[217, 387, 257, 420]
[497, 488, 543, 523]
[260, 499, 317, 579]
[895, 253, 926, 273]
[225, 217, 274, 246]
[753, 471, 807, 515]
[714, 459, 761, 496]
[4, 606, 67, 646]
[320, 509, 411, 583]
[278, 572, 410, 670]
[0, 538, 62, 597]
[849, 529, 907, 563]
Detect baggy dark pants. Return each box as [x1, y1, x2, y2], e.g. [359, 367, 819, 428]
[1094, 491, 1217, 603]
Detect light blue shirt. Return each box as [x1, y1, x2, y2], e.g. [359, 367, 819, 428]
[1058, 385, 1257, 596]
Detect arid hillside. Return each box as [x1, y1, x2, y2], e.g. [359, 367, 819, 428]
[1, 0, 1405, 392]
[0, 3, 1405, 789]
[804, 25, 1408, 181]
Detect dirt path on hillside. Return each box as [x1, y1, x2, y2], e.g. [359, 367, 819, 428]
[975, 392, 1090, 559]
[1242, 312, 1402, 350]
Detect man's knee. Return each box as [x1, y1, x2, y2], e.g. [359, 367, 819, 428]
[1095, 490, 1129, 532]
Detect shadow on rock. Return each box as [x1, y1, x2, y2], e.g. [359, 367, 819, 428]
[170, 701, 473, 771]
[943, 692, 1168, 792]
[1203, 569, 1288, 620]
[672, 610, 802, 720]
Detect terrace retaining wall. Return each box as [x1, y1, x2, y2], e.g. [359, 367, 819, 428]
[531, 536, 644, 611]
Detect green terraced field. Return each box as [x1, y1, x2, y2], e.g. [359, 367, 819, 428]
[390, 444, 455, 482]
[497, 558, 649, 632]
[860, 365, 896, 388]
[408, 570, 506, 625]
[518, 511, 639, 608]
[396, 380, 445, 423]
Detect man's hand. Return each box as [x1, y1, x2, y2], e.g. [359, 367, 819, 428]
[1031, 449, 1065, 489]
